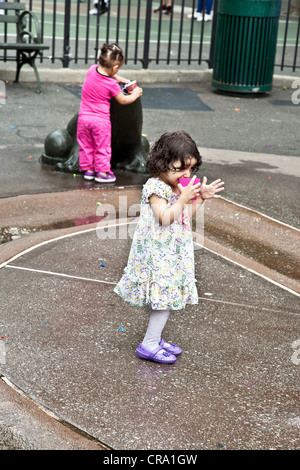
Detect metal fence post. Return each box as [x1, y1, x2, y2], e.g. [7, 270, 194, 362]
[208, 0, 218, 68]
[63, 0, 71, 68]
[142, 0, 153, 68]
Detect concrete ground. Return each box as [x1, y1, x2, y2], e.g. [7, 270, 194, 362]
[0, 69, 299, 451]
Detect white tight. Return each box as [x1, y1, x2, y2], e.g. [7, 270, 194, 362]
[142, 309, 171, 351]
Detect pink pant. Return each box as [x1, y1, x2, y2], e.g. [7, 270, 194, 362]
[77, 114, 112, 173]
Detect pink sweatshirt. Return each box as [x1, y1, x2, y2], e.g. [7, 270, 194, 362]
[79, 65, 121, 118]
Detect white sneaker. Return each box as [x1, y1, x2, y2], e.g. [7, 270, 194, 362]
[201, 13, 212, 21]
[197, 13, 212, 21]
[187, 12, 200, 20]
[89, 7, 98, 15]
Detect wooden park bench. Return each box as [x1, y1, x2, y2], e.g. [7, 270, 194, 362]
[0, 1, 49, 93]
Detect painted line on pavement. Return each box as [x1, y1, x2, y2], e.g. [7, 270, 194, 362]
[1, 218, 299, 300]
[5, 265, 117, 285]
[4, 264, 299, 316]
[222, 197, 300, 233]
[196, 242, 300, 298]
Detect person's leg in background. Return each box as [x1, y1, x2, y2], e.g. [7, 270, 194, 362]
[187, 0, 214, 21]
[154, 1, 173, 15]
[89, 0, 109, 16]
[198, 0, 213, 21]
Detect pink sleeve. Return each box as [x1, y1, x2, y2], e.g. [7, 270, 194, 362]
[111, 80, 122, 98]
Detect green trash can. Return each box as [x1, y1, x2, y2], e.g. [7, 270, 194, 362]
[212, 0, 282, 93]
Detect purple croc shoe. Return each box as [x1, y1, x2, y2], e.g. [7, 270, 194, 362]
[160, 339, 182, 356]
[83, 171, 95, 180]
[136, 343, 177, 364]
[95, 171, 116, 183]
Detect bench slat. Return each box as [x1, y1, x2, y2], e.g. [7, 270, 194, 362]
[0, 3, 26, 10]
[0, 16, 19, 23]
[0, 43, 49, 50]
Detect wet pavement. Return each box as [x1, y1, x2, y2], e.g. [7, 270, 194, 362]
[1, 222, 299, 450]
[0, 76, 299, 451]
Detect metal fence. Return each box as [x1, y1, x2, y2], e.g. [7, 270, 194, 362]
[0, 0, 299, 71]
[278, 0, 300, 71]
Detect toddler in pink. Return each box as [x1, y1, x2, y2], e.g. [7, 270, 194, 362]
[77, 43, 142, 183]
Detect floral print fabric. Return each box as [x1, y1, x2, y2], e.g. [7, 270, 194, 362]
[114, 178, 198, 310]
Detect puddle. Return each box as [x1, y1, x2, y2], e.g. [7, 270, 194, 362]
[0, 214, 107, 245]
[203, 221, 300, 282]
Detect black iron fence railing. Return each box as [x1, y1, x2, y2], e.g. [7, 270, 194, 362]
[0, 0, 299, 71]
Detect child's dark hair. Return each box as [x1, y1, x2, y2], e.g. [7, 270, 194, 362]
[98, 43, 125, 68]
[146, 130, 202, 176]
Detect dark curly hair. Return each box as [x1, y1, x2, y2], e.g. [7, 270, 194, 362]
[98, 43, 125, 68]
[146, 130, 202, 177]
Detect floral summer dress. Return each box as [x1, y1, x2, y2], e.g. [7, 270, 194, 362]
[114, 178, 198, 310]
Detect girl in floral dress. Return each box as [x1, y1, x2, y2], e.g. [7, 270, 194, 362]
[114, 131, 224, 364]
